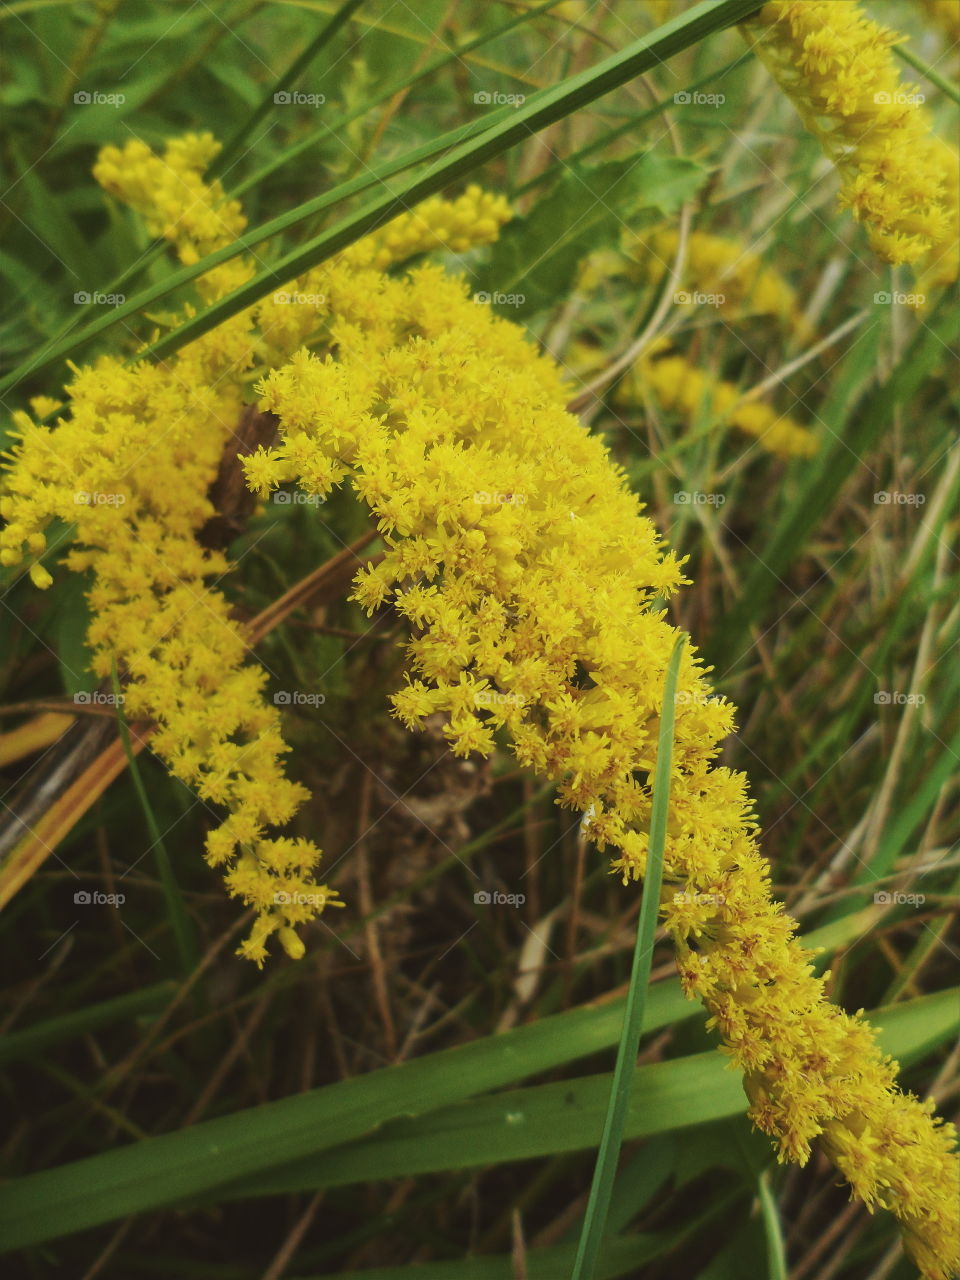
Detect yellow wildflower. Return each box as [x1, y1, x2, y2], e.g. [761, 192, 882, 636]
[742, 1, 959, 278]
[617, 346, 818, 459]
[257, 263, 956, 1277]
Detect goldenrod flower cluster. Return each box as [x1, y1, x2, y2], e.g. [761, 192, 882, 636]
[742, 1, 959, 277]
[617, 345, 818, 459]
[617, 227, 809, 336]
[2, 134, 957, 1271]
[0, 141, 510, 966]
[252, 265, 956, 1275]
[94, 133, 245, 266]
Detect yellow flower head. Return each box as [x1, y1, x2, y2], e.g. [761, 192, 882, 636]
[743, 1, 959, 279]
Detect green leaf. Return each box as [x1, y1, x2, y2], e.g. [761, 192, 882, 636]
[0, 983, 953, 1251]
[477, 154, 706, 316]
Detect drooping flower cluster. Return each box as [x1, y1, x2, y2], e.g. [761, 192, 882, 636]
[742, 1, 959, 280]
[0, 140, 511, 965]
[251, 264, 957, 1278]
[617, 344, 818, 459]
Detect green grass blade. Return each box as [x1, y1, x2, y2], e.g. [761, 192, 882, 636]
[216, 0, 368, 172]
[0, 910, 914, 1249]
[572, 635, 685, 1280]
[0, 982, 174, 1067]
[757, 1171, 787, 1280]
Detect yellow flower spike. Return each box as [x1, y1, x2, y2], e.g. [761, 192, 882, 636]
[257, 260, 957, 1277]
[742, 1, 959, 284]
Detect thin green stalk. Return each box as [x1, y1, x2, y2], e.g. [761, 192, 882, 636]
[571, 634, 686, 1280]
[894, 42, 960, 107]
[216, 0, 368, 173]
[757, 1170, 788, 1280]
[109, 665, 198, 976]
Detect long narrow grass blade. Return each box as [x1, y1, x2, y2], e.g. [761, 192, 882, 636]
[216, 0, 368, 172]
[572, 634, 686, 1280]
